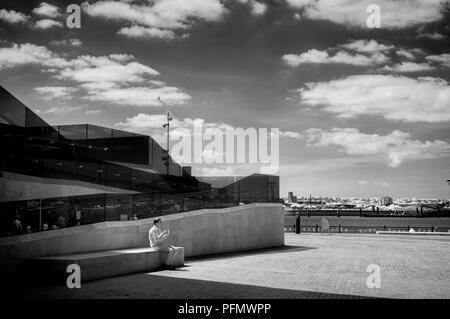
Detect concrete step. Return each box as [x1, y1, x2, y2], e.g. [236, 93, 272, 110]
[25, 247, 181, 284]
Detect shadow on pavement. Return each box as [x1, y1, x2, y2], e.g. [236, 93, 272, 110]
[11, 272, 378, 299]
[186, 245, 317, 262]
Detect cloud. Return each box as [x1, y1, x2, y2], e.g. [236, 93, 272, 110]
[417, 32, 446, 40]
[85, 86, 191, 106]
[115, 113, 227, 133]
[34, 86, 77, 100]
[35, 19, 63, 29]
[303, 128, 450, 167]
[282, 40, 391, 67]
[237, 0, 267, 16]
[285, 0, 446, 29]
[85, 109, 102, 115]
[279, 131, 303, 138]
[0, 9, 30, 23]
[380, 62, 435, 73]
[396, 49, 417, 60]
[426, 53, 450, 68]
[41, 105, 83, 115]
[283, 49, 388, 66]
[32, 2, 61, 18]
[118, 25, 177, 40]
[56, 54, 160, 84]
[249, 1, 267, 15]
[339, 39, 393, 53]
[83, 0, 227, 30]
[0, 43, 54, 68]
[1, 41, 191, 107]
[299, 75, 450, 122]
[357, 180, 368, 185]
[116, 113, 180, 131]
[50, 38, 83, 46]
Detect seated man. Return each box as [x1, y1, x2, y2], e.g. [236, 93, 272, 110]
[148, 218, 183, 268]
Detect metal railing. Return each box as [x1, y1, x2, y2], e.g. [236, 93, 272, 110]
[284, 224, 448, 233]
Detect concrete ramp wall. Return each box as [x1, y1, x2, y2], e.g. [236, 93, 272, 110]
[0, 203, 284, 261]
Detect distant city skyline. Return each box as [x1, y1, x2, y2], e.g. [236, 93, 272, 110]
[1, 0, 449, 198]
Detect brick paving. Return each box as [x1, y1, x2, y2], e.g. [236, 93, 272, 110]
[14, 233, 450, 299]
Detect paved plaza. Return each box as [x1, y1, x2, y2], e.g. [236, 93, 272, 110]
[15, 233, 450, 299]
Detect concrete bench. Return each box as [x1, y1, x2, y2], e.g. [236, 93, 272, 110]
[26, 246, 184, 284]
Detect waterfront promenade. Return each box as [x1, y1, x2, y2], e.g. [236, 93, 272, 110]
[14, 232, 450, 299]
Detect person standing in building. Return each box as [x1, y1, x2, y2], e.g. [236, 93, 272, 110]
[12, 215, 22, 235]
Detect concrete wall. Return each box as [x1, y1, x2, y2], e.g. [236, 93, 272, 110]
[0, 203, 284, 261]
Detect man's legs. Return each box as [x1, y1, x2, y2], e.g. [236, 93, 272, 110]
[165, 245, 175, 266]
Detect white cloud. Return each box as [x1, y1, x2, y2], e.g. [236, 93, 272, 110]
[279, 131, 302, 138]
[426, 53, 450, 68]
[282, 48, 388, 67]
[396, 49, 416, 60]
[357, 180, 368, 185]
[283, 39, 392, 67]
[285, 0, 446, 29]
[32, 2, 61, 18]
[380, 62, 435, 73]
[34, 86, 77, 100]
[237, 0, 267, 16]
[56, 54, 160, 84]
[1, 41, 191, 107]
[116, 113, 184, 131]
[41, 105, 82, 115]
[339, 39, 393, 53]
[118, 25, 177, 40]
[83, 0, 227, 30]
[0, 9, 30, 23]
[50, 38, 83, 46]
[85, 109, 102, 115]
[249, 1, 267, 15]
[299, 75, 450, 123]
[0, 43, 54, 68]
[418, 32, 446, 40]
[303, 128, 450, 167]
[85, 86, 191, 106]
[115, 113, 229, 133]
[35, 19, 63, 29]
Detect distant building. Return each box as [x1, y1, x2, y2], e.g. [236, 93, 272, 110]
[381, 196, 393, 206]
[288, 192, 296, 203]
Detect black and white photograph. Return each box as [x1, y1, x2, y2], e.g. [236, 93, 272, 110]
[0, 0, 449, 306]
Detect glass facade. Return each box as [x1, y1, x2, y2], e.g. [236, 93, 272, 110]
[220, 174, 280, 203]
[0, 86, 203, 199]
[0, 85, 279, 237]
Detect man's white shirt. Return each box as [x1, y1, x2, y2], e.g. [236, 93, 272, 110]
[149, 225, 164, 247]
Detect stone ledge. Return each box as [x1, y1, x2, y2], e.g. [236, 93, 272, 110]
[26, 246, 183, 283]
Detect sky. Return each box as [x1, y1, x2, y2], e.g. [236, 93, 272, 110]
[0, 0, 449, 198]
